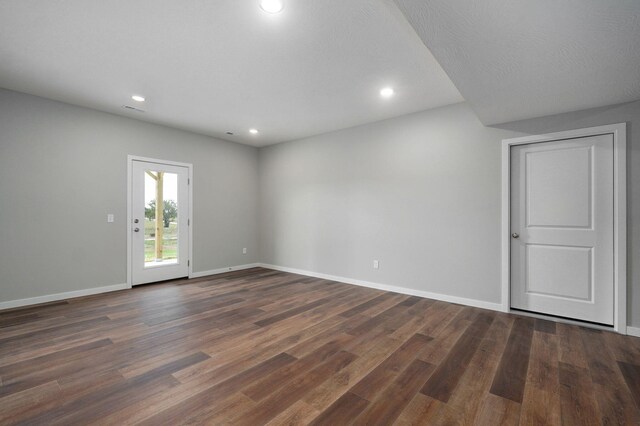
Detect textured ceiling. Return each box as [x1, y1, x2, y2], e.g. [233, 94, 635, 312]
[394, 0, 640, 125]
[0, 0, 462, 146]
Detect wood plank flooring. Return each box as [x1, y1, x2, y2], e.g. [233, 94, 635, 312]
[1, 267, 639, 425]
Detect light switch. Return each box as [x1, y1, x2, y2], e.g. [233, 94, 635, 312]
[107, 214, 114, 223]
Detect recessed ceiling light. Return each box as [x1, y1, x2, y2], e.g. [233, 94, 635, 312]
[226, 131, 234, 135]
[380, 87, 394, 98]
[131, 95, 145, 102]
[259, 0, 284, 14]
[249, 129, 259, 134]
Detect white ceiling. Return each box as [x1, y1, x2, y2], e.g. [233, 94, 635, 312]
[394, 0, 640, 125]
[0, 0, 463, 146]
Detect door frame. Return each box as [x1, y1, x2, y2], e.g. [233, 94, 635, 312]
[501, 123, 627, 333]
[127, 155, 193, 288]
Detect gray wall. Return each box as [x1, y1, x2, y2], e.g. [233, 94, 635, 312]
[2, 87, 638, 328]
[0, 89, 259, 302]
[259, 103, 515, 305]
[258, 101, 640, 327]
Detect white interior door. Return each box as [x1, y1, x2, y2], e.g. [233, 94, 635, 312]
[131, 160, 189, 285]
[510, 134, 614, 325]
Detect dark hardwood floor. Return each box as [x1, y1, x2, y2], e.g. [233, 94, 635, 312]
[1, 267, 639, 425]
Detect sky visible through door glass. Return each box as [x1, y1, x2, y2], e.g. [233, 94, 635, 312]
[144, 173, 177, 204]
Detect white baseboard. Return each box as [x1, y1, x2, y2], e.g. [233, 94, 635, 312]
[0, 263, 261, 312]
[190, 263, 260, 279]
[2, 261, 630, 334]
[0, 283, 130, 311]
[257, 263, 503, 312]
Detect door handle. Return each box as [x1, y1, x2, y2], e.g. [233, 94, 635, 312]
[134, 228, 140, 232]
[512, 233, 519, 239]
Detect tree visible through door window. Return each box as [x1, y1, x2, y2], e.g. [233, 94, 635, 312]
[144, 170, 179, 266]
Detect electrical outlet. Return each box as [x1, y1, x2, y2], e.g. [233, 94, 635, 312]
[373, 260, 379, 269]
[242, 248, 247, 254]
[107, 214, 114, 223]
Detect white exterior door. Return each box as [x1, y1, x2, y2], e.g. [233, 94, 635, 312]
[131, 160, 190, 285]
[510, 134, 614, 325]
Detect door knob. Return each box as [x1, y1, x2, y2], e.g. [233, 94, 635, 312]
[512, 233, 519, 239]
[134, 227, 140, 232]
[134, 219, 139, 224]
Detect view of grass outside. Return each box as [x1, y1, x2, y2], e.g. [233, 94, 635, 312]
[144, 218, 178, 262]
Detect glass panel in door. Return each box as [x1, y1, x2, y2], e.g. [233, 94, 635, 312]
[144, 170, 179, 267]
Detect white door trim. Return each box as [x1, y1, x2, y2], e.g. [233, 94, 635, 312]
[501, 123, 627, 333]
[127, 155, 194, 288]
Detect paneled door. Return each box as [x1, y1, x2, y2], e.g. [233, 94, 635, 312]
[510, 134, 614, 325]
[131, 159, 190, 285]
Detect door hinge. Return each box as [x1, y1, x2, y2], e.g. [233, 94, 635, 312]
[188, 178, 190, 185]
[188, 219, 190, 226]
[188, 260, 190, 267]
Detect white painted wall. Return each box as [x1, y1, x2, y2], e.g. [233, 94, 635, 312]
[0, 89, 259, 303]
[258, 101, 640, 328]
